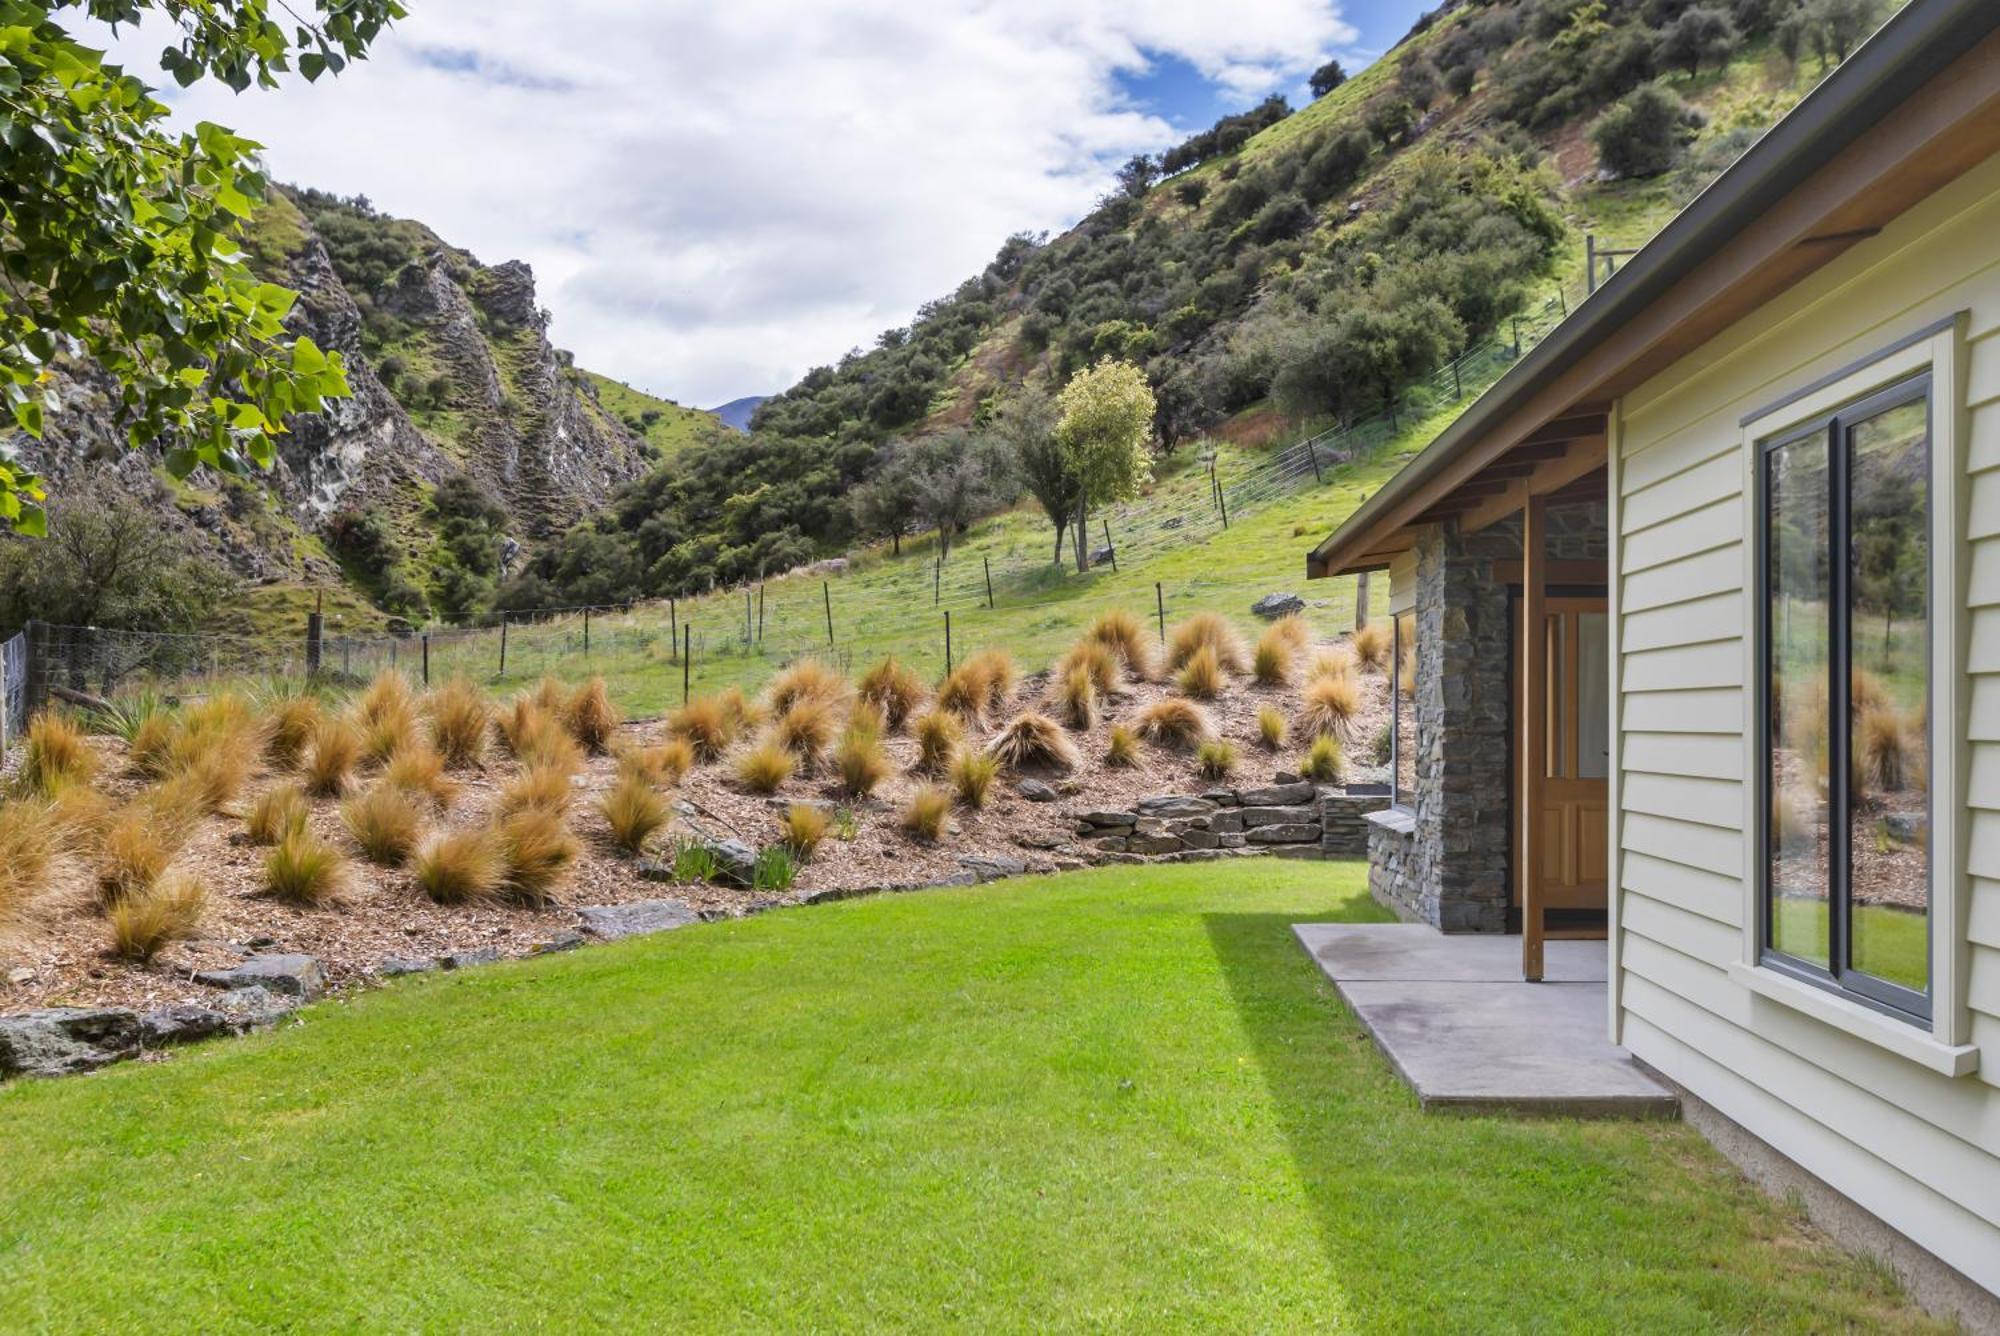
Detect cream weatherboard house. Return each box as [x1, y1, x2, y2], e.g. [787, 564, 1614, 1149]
[1306, 0, 2000, 1312]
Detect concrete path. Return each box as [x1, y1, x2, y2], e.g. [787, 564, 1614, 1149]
[1293, 923, 1676, 1119]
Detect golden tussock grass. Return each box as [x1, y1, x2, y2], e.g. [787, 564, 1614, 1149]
[1352, 621, 1392, 671]
[412, 828, 505, 906]
[1105, 723, 1140, 768]
[303, 716, 364, 798]
[901, 786, 951, 841]
[18, 712, 95, 797]
[263, 695, 322, 770]
[263, 831, 349, 908]
[499, 764, 573, 817]
[1058, 639, 1121, 697]
[97, 806, 183, 906]
[1267, 613, 1312, 653]
[1196, 738, 1239, 780]
[669, 695, 738, 762]
[773, 697, 838, 766]
[934, 663, 989, 723]
[1136, 698, 1213, 751]
[1252, 631, 1294, 687]
[106, 870, 207, 962]
[0, 799, 70, 935]
[766, 657, 850, 715]
[781, 803, 831, 860]
[735, 741, 796, 794]
[912, 709, 962, 774]
[856, 656, 925, 729]
[563, 677, 621, 755]
[358, 670, 416, 728]
[1167, 613, 1247, 675]
[384, 745, 457, 810]
[1085, 609, 1154, 679]
[963, 649, 1019, 712]
[1056, 665, 1097, 731]
[128, 712, 178, 778]
[1307, 646, 1356, 683]
[833, 720, 891, 798]
[618, 739, 694, 788]
[1298, 673, 1361, 741]
[1860, 705, 1920, 794]
[427, 678, 491, 770]
[599, 774, 668, 855]
[1175, 644, 1225, 699]
[342, 784, 424, 866]
[246, 785, 311, 847]
[1301, 733, 1343, 783]
[493, 807, 579, 907]
[950, 749, 1000, 809]
[987, 710, 1082, 772]
[1256, 705, 1288, 751]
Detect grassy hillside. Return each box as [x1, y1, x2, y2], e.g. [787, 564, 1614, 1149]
[582, 372, 724, 459]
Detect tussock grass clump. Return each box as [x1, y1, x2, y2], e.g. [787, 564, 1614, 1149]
[901, 786, 952, 842]
[618, 739, 694, 788]
[767, 657, 850, 715]
[127, 712, 179, 778]
[263, 694, 322, 770]
[988, 710, 1082, 772]
[264, 831, 349, 908]
[497, 699, 583, 775]
[529, 675, 568, 714]
[385, 745, 457, 810]
[912, 709, 962, 774]
[1352, 622, 1392, 671]
[964, 649, 1019, 713]
[1252, 627, 1295, 686]
[781, 803, 831, 860]
[427, 678, 491, 769]
[1056, 665, 1097, 731]
[303, 716, 364, 798]
[48, 785, 111, 845]
[857, 656, 925, 729]
[0, 800, 68, 934]
[1860, 706, 1919, 794]
[1301, 733, 1343, 783]
[1773, 785, 1815, 850]
[1268, 613, 1312, 653]
[563, 677, 620, 755]
[599, 774, 668, 856]
[246, 785, 311, 846]
[18, 712, 95, 797]
[358, 670, 416, 729]
[1298, 674, 1362, 742]
[773, 697, 838, 766]
[934, 663, 988, 723]
[180, 743, 256, 815]
[97, 806, 182, 905]
[1196, 738, 1239, 780]
[107, 870, 207, 962]
[833, 719, 891, 799]
[413, 829, 505, 905]
[1136, 698, 1213, 751]
[1306, 646, 1356, 683]
[1105, 723, 1140, 768]
[493, 807, 579, 907]
[1085, 609, 1153, 679]
[669, 695, 738, 762]
[361, 709, 420, 769]
[1175, 644, 1225, 699]
[950, 750, 1000, 809]
[735, 741, 796, 794]
[1399, 645, 1416, 698]
[1059, 640, 1121, 697]
[1167, 613, 1248, 674]
[342, 785, 423, 866]
[499, 764, 573, 818]
[1257, 705, 1288, 751]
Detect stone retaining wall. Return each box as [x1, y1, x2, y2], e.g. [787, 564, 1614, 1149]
[1070, 781, 1388, 859]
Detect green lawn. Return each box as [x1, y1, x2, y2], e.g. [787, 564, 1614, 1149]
[0, 862, 1934, 1331]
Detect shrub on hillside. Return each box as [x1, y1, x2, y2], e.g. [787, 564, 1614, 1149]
[1591, 84, 1701, 179]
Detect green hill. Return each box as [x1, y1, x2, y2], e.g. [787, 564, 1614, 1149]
[582, 373, 726, 460]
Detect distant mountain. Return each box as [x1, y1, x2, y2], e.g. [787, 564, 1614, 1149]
[707, 396, 769, 433]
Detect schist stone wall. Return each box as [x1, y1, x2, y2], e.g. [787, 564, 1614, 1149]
[1367, 500, 1605, 932]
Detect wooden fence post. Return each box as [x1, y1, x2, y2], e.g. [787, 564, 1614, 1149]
[983, 557, 994, 609]
[498, 615, 508, 676]
[1103, 520, 1117, 572]
[823, 581, 834, 648]
[670, 597, 678, 658]
[421, 632, 431, 687]
[683, 623, 692, 705]
[944, 610, 952, 675]
[305, 610, 323, 678]
[1155, 582, 1166, 644]
[583, 607, 591, 657]
[1307, 438, 1322, 483]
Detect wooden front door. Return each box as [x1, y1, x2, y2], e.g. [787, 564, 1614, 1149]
[1514, 596, 1610, 914]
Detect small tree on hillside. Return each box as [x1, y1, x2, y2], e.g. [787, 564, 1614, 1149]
[0, 479, 233, 630]
[1364, 96, 1418, 149]
[1309, 59, 1347, 99]
[850, 447, 923, 556]
[1055, 359, 1155, 572]
[992, 386, 1078, 564]
[906, 430, 1001, 562]
[1115, 154, 1159, 198]
[1655, 6, 1737, 77]
[1591, 84, 1700, 178]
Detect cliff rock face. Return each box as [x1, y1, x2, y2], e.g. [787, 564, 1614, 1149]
[18, 192, 653, 589]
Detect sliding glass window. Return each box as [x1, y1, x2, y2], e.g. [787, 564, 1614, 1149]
[1760, 375, 1931, 1022]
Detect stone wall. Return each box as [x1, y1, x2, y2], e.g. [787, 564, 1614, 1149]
[1071, 783, 1388, 859]
[1372, 499, 1605, 933]
[1367, 813, 1421, 922]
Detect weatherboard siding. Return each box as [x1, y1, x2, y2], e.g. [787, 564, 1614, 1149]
[1610, 150, 2000, 1291]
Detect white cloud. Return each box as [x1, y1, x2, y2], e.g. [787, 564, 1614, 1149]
[94, 1, 1356, 407]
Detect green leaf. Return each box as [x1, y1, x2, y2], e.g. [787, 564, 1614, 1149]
[290, 335, 327, 376]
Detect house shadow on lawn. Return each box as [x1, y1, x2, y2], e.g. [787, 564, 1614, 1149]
[1197, 909, 1939, 1329]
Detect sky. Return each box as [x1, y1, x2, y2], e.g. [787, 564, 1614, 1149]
[96, 1, 1423, 411]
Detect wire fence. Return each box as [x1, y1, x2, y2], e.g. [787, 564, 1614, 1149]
[0, 255, 1599, 733]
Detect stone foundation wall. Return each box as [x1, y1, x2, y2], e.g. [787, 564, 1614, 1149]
[1071, 783, 1387, 859]
[1366, 814, 1422, 922]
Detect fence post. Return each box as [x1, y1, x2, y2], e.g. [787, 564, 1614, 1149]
[1511, 316, 1522, 358]
[498, 615, 508, 676]
[305, 610, 324, 679]
[0, 633, 8, 752]
[23, 619, 46, 714]
[670, 597, 678, 658]
[822, 581, 834, 648]
[421, 632, 431, 687]
[944, 609, 952, 675]
[983, 556, 994, 609]
[1103, 520, 1117, 573]
[1451, 361, 1463, 400]
[933, 558, 940, 606]
[683, 623, 692, 705]
[744, 588, 752, 644]
[757, 583, 765, 642]
[1306, 438, 1322, 483]
[1217, 480, 1229, 529]
[584, 607, 591, 658]
[1155, 583, 1166, 644]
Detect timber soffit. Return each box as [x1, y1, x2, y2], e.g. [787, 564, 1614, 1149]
[1305, 0, 2000, 579]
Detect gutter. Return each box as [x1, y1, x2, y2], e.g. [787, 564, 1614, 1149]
[1306, 0, 2000, 579]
